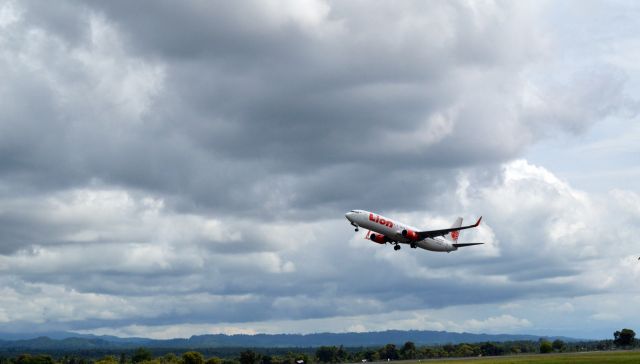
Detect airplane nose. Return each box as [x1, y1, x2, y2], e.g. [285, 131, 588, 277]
[345, 212, 353, 221]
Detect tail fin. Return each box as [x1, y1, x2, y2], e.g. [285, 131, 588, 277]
[445, 217, 463, 242]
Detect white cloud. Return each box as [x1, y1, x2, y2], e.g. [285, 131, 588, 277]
[0, 0, 638, 340]
[79, 323, 258, 340]
[551, 302, 575, 314]
[72, 15, 165, 120]
[590, 313, 621, 321]
[382, 111, 456, 153]
[263, 0, 331, 29]
[0, 0, 20, 28]
[461, 315, 532, 333]
[1, 157, 638, 338]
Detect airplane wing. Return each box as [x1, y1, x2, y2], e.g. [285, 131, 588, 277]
[414, 217, 482, 240]
[452, 243, 484, 248]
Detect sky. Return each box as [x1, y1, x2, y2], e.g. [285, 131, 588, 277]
[0, 0, 639, 340]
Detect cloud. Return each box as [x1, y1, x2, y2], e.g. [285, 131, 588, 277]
[2, 0, 630, 218]
[1, 159, 638, 336]
[461, 315, 532, 334]
[0, 0, 638, 338]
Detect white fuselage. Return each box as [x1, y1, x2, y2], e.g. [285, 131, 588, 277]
[345, 210, 456, 252]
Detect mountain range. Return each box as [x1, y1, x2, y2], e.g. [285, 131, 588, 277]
[0, 330, 582, 350]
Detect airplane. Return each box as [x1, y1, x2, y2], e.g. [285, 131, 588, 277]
[345, 209, 483, 253]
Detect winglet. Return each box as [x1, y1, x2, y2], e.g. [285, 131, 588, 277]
[474, 216, 482, 227]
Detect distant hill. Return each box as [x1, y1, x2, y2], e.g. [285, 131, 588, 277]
[0, 330, 582, 350]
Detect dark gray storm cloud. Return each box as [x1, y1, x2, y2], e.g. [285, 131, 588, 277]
[0, 0, 637, 336]
[5, 0, 624, 217]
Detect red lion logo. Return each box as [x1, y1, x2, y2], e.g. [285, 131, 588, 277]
[451, 230, 459, 241]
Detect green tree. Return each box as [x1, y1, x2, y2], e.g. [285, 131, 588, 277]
[614, 328, 636, 347]
[277, 353, 295, 364]
[442, 344, 455, 356]
[336, 345, 347, 363]
[239, 350, 261, 364]
[132, 348, 153, 364]
[539, 340, 553, 354]
[315, 346, 336, 363]
[552, 339, 566, 352]
[16, 355, 54, 364]
[454, 344, 477, 357]
[182, 352, 204, 364]
[399, 341, 416, 360]
[96, 356, 118, 364]
[433, 347, 448, 358]
[15, 354, 32, 364]
[161, 354, 179, 364]
[206, 357, 222, 364]
[292, 353, 309, 364]
[362, 350, 379, 362]
[480, 342, 503, 356]
[379, 344, 398, 361]
[420, 348, 435, 359]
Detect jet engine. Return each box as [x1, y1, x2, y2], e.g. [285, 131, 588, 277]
[369, 233, 389, 244]
[402, 229, 419, 241]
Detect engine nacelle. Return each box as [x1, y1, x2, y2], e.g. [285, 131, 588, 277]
[402, 229, 420, 241]
[369, 233, 388, 244]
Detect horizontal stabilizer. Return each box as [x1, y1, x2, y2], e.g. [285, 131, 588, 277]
[452, 243, 484, 248]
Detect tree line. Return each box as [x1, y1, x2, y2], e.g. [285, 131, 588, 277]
[1, 329, 636, 364]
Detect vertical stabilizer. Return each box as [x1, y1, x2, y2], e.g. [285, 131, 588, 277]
[446, 217, 463, 242]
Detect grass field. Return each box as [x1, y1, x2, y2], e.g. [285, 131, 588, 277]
[408, 350, 640, 363]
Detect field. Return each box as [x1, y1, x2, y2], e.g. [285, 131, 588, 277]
[405, 350, 640, 363]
